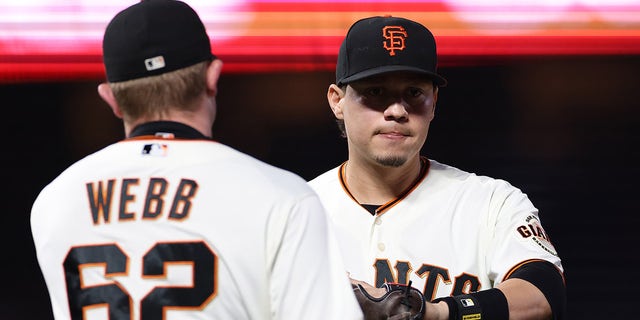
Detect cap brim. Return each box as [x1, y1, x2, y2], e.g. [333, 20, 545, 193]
[338, 65, 447, 87]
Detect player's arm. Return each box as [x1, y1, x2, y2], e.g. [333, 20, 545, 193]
[269, 192, 363, 319]
[431, 260, 566, 320]
[499, 259, 566, 319]
[497, 278, 551, 319]
[352, 260, 567, 319]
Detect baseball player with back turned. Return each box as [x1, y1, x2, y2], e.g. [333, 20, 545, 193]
[30, 1, 363, 319]
[308, 16, 567, 320]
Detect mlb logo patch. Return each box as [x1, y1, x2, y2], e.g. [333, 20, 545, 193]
[145, 56, 165, 71]
[142, 143, 168, 156]
[460, 298, 475, 307]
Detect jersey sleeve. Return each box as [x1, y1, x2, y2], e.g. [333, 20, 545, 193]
[266, 191, 363, 320]
[484, 180, 564, 284]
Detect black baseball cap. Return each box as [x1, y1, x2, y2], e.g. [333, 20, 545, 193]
[336, 16, 447, 87]
[102, 0, 215, 82]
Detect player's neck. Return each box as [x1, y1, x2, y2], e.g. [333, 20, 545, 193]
[124, 103, 214, 138]
[344, 156, 422, 205]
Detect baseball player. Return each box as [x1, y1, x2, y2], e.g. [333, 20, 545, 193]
[30, 1, 363, 319]
[308, 16, 566, 319]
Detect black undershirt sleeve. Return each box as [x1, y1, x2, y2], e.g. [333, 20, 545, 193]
[507, 260, 567, 320]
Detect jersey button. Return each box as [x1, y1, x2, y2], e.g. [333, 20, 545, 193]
[375, 217, 382, 225]
[377, 243, 385, 251]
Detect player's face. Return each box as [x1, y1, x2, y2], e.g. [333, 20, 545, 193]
[334, 72, 438, 167]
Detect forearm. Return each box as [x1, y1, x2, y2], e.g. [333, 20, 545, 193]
[424, 279, 552, 320]
[423, 301, 450, 320]
[498, 278, 552, 320]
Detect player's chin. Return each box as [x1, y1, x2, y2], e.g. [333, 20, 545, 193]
[373, 154, 409, 167]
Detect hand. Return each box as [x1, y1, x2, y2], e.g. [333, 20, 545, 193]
[350, 277, 426, 320]
[349, 277, 449, 320]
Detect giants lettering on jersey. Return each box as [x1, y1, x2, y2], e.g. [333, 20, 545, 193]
[85, 178, 198, 224]
[516, 215, 558, 257]
[373, 259, 481, 301]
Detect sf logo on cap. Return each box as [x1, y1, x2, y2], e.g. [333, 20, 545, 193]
[382, 26, 407, 56]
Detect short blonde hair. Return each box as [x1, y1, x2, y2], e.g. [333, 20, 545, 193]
[109, 61, 209, 120]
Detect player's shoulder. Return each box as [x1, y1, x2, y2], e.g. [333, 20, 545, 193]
[189, 142, 317, 197]
[240, 156, 313, 193]
[31, 143, 116, 210]
[427, 158, 516, 191]
[427, 158, 535, 213]
[307, 165, 341, 190]
[40, 140, 313, 200]
[208, 143, 325, 201]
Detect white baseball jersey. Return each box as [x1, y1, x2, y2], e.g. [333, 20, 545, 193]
[308, 157, 563, 301]
[31, 122, 363, 320]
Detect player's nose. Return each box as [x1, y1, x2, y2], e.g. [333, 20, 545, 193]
[383, 102, 409, 122]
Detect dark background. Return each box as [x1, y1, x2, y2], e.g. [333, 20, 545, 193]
[2, 55, 638, 319]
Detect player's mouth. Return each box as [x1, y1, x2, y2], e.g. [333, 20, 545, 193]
[375, 130, 410, 140]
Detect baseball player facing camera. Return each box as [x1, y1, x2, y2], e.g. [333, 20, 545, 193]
[309, 16, 567, 320]
[30, 1, 363, 319]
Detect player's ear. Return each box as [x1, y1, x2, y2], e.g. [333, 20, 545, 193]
[97, 83, 123, 119]
[328, 84, 345, 119]
[205, 59, 223, 97]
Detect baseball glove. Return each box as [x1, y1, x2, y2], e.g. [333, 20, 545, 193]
[352, 281, 426, 320]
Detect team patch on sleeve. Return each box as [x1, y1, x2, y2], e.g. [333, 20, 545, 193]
[515, 215, 558, 257]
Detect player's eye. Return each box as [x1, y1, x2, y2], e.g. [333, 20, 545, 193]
[400, 87, 426, 106]
[354, 86, 389, 109]
[365, 87, 384, 97]
[407, 87, 424, 97]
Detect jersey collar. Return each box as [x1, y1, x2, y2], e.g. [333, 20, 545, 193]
[339, 156, 430, 216]
[128, 121, 209, 139]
